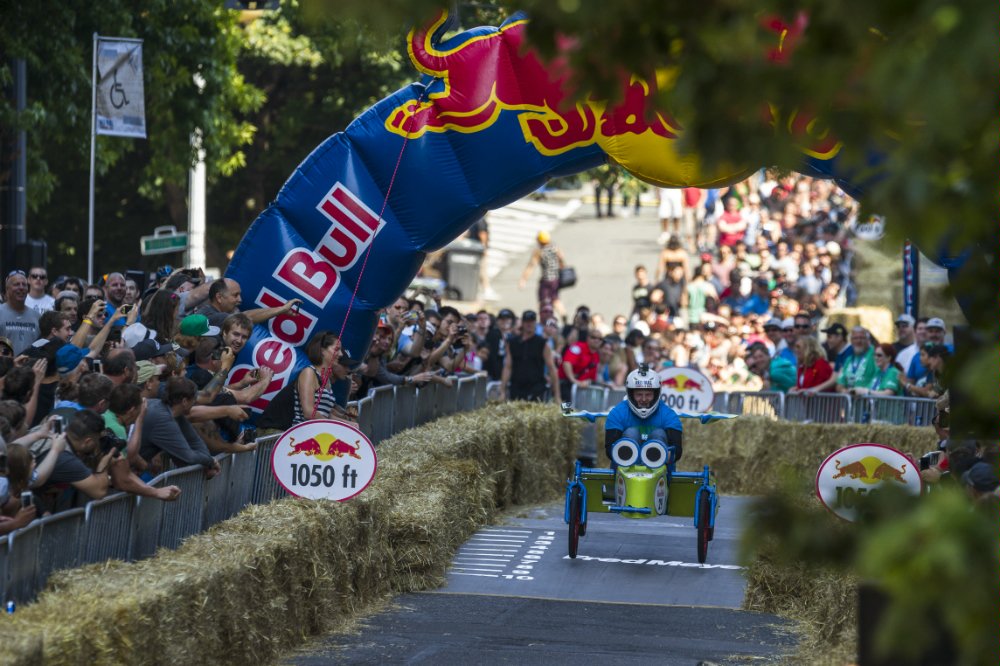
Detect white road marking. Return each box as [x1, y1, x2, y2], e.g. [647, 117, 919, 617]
[450, 572, 499, 578]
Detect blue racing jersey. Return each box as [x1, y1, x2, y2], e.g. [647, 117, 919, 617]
[605, 399, 683, 437]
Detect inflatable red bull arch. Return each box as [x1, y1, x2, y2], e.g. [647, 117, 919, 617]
[223, 11, 891, 408]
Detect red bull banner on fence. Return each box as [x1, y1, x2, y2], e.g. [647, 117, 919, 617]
[816, 443, 923, 521]
[225, 11, 873, 409]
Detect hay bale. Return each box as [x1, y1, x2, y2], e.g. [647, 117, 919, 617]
[0, 403, 579, 666]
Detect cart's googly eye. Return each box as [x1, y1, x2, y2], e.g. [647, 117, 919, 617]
[641, 441, 668, 468]
[611, 439, 639, 467]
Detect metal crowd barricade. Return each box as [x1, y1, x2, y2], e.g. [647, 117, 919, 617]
[485, 380, 503, 402]
[250, 435, 288, 505]
[369, 386, 396, 444]
[157, 465, 207, 551]
[392, 384, 417, 432]
[728, 391, 785, 418]
[414, 383, 436, 425]
[474, 375, 489, 405]
[572, 386, 608, 462]
[0, 538, 9, 601]
[82, 492, 136, 565]
[132, 487, 165, 561]
[456, 376, 477, 412]
[712, 392, 730, 413]
[35, 508, 86, 591]
[909, 397, 936, 427]
[604, 388, 626, 410]
[225, 448, 256, 519]
[355, 396, 375, 439]
[6, 521, 41, 603]
[784, 392, 852, 423]
[203, 454, 234, 529]
[435, 380, 459, 418]
[850, 395, 936, 426]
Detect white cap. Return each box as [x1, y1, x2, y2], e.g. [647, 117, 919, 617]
[895, 313, 915, 325]
[122, 323, 157, 349]
[764, 318, 782, 329]
[781, 317, 795, 330]
[926, 317, 946, 330]
[825, 241, 842, 256]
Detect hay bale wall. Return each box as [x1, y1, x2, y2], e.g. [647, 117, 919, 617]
[681, 416, 937, 495]
[0, 403, 579, 666]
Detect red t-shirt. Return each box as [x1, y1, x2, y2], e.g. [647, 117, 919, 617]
[797, 358, 833, 389]
[558, 342, 598, 382]
[716, 211, 747, 246]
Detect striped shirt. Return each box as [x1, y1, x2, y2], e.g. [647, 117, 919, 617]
[292, 367, 338, 424]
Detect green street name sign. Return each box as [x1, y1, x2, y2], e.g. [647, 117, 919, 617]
[141, 227, 189, 256]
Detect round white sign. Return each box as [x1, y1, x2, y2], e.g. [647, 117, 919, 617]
[853, 214, 886, 241]
[815, 443, 923, 522]
[271, 419, 377, 501]
[658, 367, 714, 414]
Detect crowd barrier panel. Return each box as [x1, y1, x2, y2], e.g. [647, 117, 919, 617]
[203, 454, 234, 529]
[132, 484, 165, 561]
[355, 396, 375, 440]
[474, 375, 489, 405]
[369, 386, 395, 444]
[35, 508, 86, 592]
[436, 380, 459, 419]
[457, 376, 477, 412]
[728, 391, 785, 418]
[572, 385, 607, 462]
[392, 384, 417, 432]
[82, 492, 136, 565]
[712, 392, 730, 413]
[156, 466, 207, 551]
[605, 388, 626, 409]
[414, 383, 436, 425]
[5, 521, 41, 604]
[850, 395, 937, 426]
[2, 378, 501, 605]
[250, 435, 288, 504]
[225, 447, 256, 519]
[909, 397, 936, 427]
[784, 392, 852, 423]
[485, 380, 503, 402]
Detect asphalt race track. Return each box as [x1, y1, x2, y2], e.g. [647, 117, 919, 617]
[285, 496, 796, 665]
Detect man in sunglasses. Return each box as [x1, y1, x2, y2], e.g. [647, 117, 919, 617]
[0, 271, 40, 355]
[25, 266, 54, 315]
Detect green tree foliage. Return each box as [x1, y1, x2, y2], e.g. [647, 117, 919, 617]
[205, 2, 410, 261]
[1, 0, 260, 275]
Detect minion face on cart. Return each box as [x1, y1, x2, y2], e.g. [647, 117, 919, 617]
[608, 436, 672, 518]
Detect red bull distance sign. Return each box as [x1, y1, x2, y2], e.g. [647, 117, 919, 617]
[271, 419, 377, 501]
[658, 367, 714, 414]
[815, 443, 923, 522]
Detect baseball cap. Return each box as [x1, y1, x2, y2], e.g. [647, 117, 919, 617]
[536, 230, 551, 243]
[962, 461, 999, 493]
[131, 338, 174, 362]
[781, 317, 795, 330]
[926, 317, 946, 330]
[764, 318, 782, 330]
[122, 323, 158, 349]
[135, 361, 167, 384]
[822, 323, 848, 337]
[55, 344, 87, 376]
[522, 310, 537, 321]
[895, 314, 915, 326]
[497, 308, 515, 319]
[179, 314, 220, 337]
[0, 337, 13, 354]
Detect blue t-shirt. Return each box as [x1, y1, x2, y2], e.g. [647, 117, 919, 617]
[605, 399, 683, 437]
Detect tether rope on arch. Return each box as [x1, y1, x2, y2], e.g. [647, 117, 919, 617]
[336, 84, 432, 343]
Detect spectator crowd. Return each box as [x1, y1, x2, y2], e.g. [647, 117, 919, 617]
[2, 170, 988, 537]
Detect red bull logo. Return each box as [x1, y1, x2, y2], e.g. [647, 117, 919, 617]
[816, 444, 922, 522]
[661, 374, 703, 393]
[273, 420, 377, 501]
[385, 11, 840, 187]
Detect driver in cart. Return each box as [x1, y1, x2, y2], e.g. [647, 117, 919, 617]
[604, 365, 684, 468]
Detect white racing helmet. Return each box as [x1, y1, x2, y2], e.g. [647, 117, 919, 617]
[625, 365, 661, 419]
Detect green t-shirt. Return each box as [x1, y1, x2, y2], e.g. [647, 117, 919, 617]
[860, 365, 901, 395]
[768, 356, 797, 393]
[837, 347, 876, 389]
[103, 411, 127, 439]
